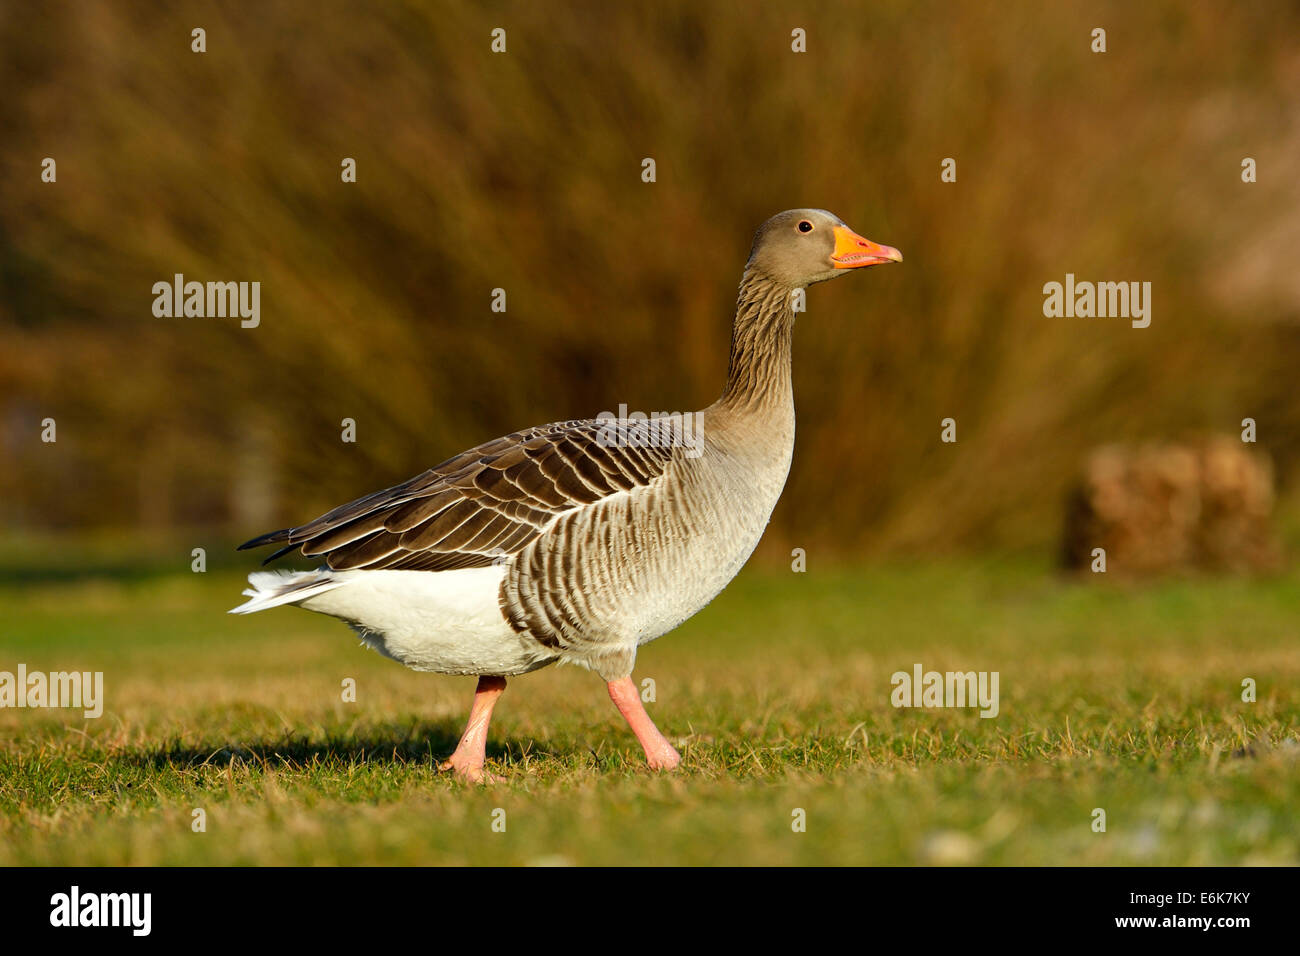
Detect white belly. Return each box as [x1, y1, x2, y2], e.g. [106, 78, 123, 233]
[300, 567, 557, 676]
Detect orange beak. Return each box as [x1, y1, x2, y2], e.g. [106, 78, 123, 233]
[831, 225, 903, 268]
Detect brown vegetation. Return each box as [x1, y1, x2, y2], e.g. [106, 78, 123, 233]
[1, 2, 1297, 559]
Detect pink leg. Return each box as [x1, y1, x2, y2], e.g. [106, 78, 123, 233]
[440, 676, 506, 783]
[607, 677, 681, 770]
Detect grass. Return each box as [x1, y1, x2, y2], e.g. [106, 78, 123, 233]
[1, 557, 1298, 865]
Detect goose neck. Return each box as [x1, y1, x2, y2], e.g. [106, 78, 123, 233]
[716, 271, 796, 415]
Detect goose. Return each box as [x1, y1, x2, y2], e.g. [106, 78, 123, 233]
[231, 209, 901, 781]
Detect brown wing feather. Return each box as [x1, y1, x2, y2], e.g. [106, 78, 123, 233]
[237, 419, 675, 572]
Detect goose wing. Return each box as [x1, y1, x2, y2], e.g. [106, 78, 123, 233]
[238, 419, 675, 572]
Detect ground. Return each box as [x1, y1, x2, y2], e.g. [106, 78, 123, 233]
[1, 554, 1297, 865]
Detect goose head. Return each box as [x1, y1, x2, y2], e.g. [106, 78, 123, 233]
[745, 208, 902, 288]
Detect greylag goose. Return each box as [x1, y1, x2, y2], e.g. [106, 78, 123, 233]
[232, 209, 901, 781]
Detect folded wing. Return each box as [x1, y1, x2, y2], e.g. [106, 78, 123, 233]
[238, 419, 675, 573]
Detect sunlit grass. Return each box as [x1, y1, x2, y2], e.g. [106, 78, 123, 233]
[2, 559, 1297, 865]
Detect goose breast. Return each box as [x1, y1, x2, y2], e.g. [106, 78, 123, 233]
[501, 409, 795, 676]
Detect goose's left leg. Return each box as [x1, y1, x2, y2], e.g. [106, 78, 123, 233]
[440, 675, 506, 783]
[607, 676, 681, 770]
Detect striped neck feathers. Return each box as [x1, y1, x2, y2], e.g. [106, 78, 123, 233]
[717, 270, 796, 414]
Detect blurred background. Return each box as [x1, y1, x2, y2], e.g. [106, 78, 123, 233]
[2, 0, 1298, 569]
[4, 0, 1300, 869]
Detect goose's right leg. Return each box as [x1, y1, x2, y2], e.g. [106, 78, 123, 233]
[607, 676, 682, 770]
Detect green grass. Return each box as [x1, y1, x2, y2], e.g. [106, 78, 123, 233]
[1, 558, 1297, 865]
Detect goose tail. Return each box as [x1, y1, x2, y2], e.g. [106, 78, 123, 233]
[228, 570, 346, 615]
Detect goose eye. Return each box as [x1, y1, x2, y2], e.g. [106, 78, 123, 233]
[797, 220, 814, 233]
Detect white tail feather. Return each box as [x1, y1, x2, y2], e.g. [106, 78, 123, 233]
[228, 570, 346, 614]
